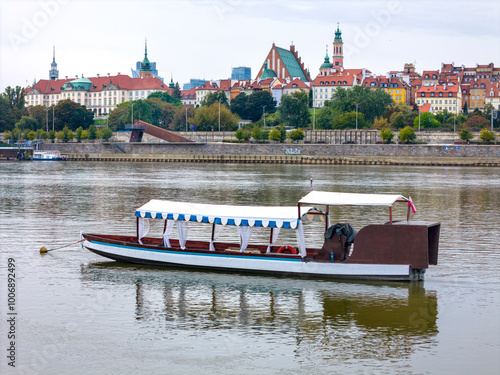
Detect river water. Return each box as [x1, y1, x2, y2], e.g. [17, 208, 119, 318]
[0, 161, 499, 374]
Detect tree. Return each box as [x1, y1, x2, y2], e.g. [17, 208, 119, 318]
[27, 105, 48, 129]
[413, 112, 440, 129]
[462, 102, 468, 115]
[148, 91, 181, 106]
[315, 106, 340, 129]
[230, 93, 248, 119]
[458, 129, 473, 143]
[108, 102, 129, 131]
[372, 117, 389, 129]
[4, 86, 25, 110]
[461, 115, 489, 130]
[56, 126, 74, 142]
[332, 111, 368, 129]
[251, 125, 268, 142]
[202, 91, 228, 107]
[14, 116, 38, 131]
[88, 124, 97, 140]
[235, 128, 251, 142]
[245, 91, 277, 122]
[194, 103, 239, 131]
[53, 99, 94, 131]
[279, 90, 311, 128]
[389, 112, 407, 129]
[269, 128, 281, 142]
[172, 82, 182, 100]
[0, 95, 16, 132]
[483, 103, 494, 120]
[399, 126, 416, 143]
[101, 127, 113, 141]
[329, 86, 393, 124]
[75, 126, 84, 141]
[288, 128, 305, 142]
[479, 128, 495, 143]
[380, 128, 395, 144]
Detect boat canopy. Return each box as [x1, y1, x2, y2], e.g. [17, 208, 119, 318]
[136, 199, 316, 229]
[298, 191, 409, 207]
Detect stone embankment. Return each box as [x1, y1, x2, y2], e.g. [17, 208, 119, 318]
[44, 141, 500, 167]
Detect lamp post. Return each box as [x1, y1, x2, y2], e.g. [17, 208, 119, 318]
[218, 100, 221, 132]
[418, 107, 421, 132]
[45, 108, 49, 132]
[262, 105, 266, 128]
[131, 103, 135, 126]
[185, 107, 188, 132]
[355, 103, 359, 131]
[52, 107, 55, 131]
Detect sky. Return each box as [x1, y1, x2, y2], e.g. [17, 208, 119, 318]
[1, 0, 499, 92]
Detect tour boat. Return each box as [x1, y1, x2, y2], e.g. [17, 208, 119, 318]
[32, 150, 66, 161]
[82, 191, 440, 281]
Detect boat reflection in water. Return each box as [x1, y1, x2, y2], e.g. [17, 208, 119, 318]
[81, 262, 438, 360]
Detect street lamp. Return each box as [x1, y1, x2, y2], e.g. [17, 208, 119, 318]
[355, 103, 359, 130]
[45, 108, 49, 132]
[262, 105, 266, 128]
[418, 106, 421, 132]
[218, 100, 221, 132]
[130, 103, 135, 126]
[185, 107, 188, 132]
[52, 107, 55, 131]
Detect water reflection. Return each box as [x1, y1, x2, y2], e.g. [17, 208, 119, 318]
[81, 262, 438, 358]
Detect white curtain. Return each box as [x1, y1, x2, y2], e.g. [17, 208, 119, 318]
[295, 221, 306, 257]
[209, 224, 224, 251]
[162, 220, 174, 247]
[177, 220, 189, 250]
[138, 218, 150, 245]
[238, 226, 253, 253]
[266, 227, 281, 253]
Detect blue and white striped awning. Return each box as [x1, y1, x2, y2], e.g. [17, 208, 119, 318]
[135, 199, 315, 229]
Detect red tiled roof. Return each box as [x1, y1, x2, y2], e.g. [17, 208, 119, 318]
[420, 103, 431, 113]
[313, 72, 356, 86]
[27, 74, 171, 94]
[284, 78, 309, 89]
[180, 88, 196, 100]
[417, 84, 459, 97]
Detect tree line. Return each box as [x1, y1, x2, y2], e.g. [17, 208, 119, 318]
[2, 82, 498, 144]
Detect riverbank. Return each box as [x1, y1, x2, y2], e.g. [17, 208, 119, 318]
[43, 142, 500, 166]
[63, 152, 500, 166]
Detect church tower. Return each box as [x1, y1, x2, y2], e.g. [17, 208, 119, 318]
[49, 45, 59, 80]
[332, 23, 343, 68]
[139, 39, 153, 78]
[319, 45, 333, 76]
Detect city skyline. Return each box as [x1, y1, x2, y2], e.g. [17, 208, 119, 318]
[1, 0, 499, 92]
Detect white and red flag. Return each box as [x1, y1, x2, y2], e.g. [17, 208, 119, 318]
[408, 196, 417, 214]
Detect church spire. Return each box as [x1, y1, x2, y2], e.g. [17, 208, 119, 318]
[49, 45, 59, 80]
[139, 38, 153, 78]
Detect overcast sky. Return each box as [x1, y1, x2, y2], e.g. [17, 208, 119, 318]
[1, 0, 499, 91]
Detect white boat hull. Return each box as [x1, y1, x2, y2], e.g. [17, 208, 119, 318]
[84, 239, 419, 281]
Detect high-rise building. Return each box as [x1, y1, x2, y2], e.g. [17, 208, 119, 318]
[231, 66, 251, 80]
[183, 79, 208, 90]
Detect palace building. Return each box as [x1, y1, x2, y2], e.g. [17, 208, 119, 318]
[25, 45, 171, 116]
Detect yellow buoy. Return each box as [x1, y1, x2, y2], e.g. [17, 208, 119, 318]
[40, 246, 48, 253]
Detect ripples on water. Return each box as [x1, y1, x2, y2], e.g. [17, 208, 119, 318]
[0, 161, 499, 374]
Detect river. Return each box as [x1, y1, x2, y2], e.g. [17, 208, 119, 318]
[0, 161, 499, 374]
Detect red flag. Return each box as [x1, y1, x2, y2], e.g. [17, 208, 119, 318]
[408, 196, 416, 214]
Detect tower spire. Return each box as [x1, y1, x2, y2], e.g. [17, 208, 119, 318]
[49, 45, 59, 80]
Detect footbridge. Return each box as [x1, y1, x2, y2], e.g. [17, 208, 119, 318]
[126, 120, 195, 143]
